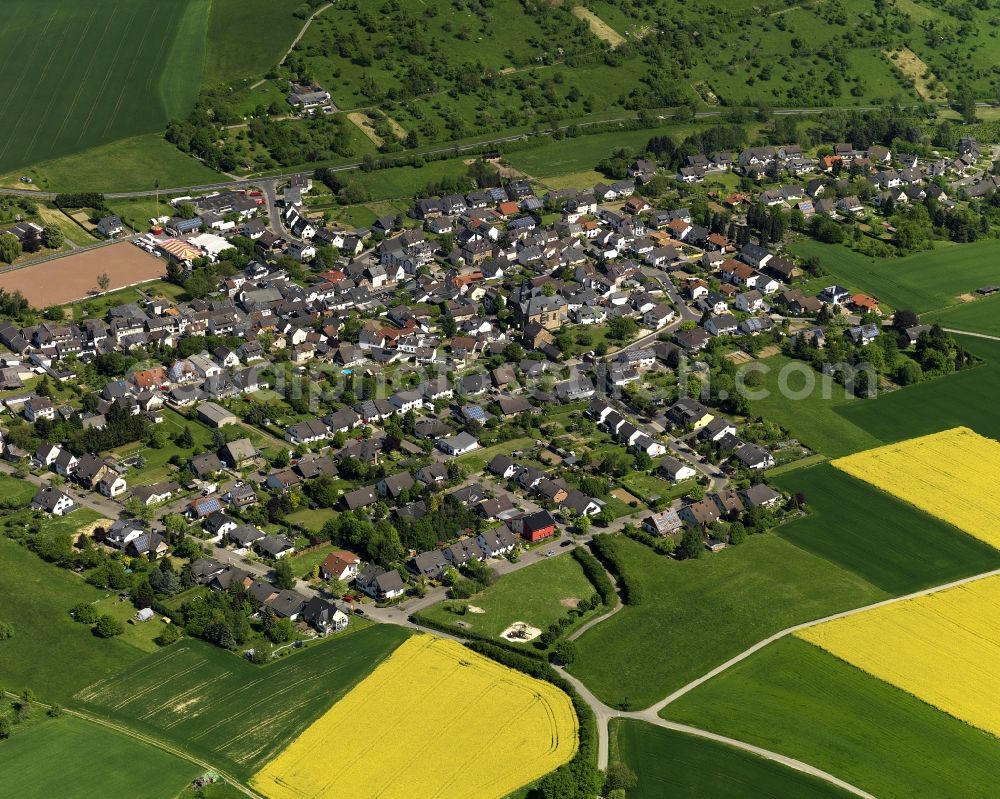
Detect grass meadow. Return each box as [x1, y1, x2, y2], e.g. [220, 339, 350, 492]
[838, 336, 1000, 445]
[73, 625, 410, 780]
[1, 716, 200, 799]
[415, 553, 601, 641]
[748, 354, 879, 459]
[790, 239, 1000, 314]
[0, 535, 147, 703]
[569, 535, 886, 709]
[926, 293, 1000, 336]
[611, 719, 852, 799]
[664, 637, 1000, 799]
[2, 133, 226, 193]
[775, 463, 1000, 594]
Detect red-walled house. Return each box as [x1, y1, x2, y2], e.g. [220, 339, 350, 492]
[514, 510, 557, 543]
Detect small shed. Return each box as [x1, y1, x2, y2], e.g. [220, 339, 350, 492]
[134, 607, 154, 623]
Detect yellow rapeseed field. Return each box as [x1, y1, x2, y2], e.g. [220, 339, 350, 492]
[798, 574, 1000, 737]
[252, 634, 578, 799]
[831, 426, 1000, 548]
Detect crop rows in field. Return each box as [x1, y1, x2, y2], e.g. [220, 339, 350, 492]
[73, 626, 409, 779]
[253, 635, 578, 799]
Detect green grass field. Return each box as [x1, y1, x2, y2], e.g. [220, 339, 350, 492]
[750, 354, 881, 458]
[569, 536, 886, 709]
[0, 0, 202, 175]
[3, 133, 226, 193]
[507, 124, 701, 178]
[0, 536, 148, 703]
[73, 625, 410, 780]
[415, 554, 600, 641]
[664, 637, 1000, 799]
[926, 294, 1000, 337]
[203, 0, 304, 87]
[1, 716, 200, 799]
[458, 436, 536, 474]
[774, 463, 1000, 594]
[611, 719, 851, 799]
[0, 474, 38, 505]
[790, 239, 1000, 314]
[837, 336, 1000, 446]
[113, 407, 218, 485]
[285, 507, 338, 534]
[0, 0, 306, 183]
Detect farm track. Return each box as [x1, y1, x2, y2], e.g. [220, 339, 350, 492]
[1, 690, 263, 799]
[248, 2, 333, 90]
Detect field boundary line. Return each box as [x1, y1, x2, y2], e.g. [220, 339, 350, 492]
[647, 565, 1000, 715]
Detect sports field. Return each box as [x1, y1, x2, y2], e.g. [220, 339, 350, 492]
[1, 716, 200, 799]
[611, 719, 851, 799]
[252, 635, 578, 799]
[569, 536, 886, 709]
[664, 637, 1000, 799]
[799, 574, 1000, 739]
[74, 625, 410, 779]
[832, 427, 1000, 549]
[775, 463, 1000, 594]
[415, 554, 600, 641]
[0, 242, 165, 307]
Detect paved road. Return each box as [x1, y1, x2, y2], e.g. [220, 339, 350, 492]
[0, 104, 950, 199]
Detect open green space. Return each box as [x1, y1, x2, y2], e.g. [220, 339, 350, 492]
[73, 624, 410, 780]
[790, 239, 1000, 314]
[507, 125, 700, 179]
[458, 436, 536, 474]
[285, 507, 338, 534]
[774, 463, 1000, 595]
[569, 535, 886, 709]
[837, 336, 1000, 446]
[620, 472, 695, 504]
[0, 474, 39, 505]
[286, 542, 339, 580]
[926, 294, 1000, 337]
[0, 1, 202, 176]
[664, 636, 1000, 799]
[416, 553, 600, 641]
[113, 407, 219, 485]
[612, 719, 851, 799]
[203, 0, 304, 87]
[1, 716, 200, 799]
[0, 535, 147, 703]
[750, 354, 880, 459]
[5, 133, 226, 193]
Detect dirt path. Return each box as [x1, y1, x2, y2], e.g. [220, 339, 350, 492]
[249, 2, 333, 90]
[648, 565, 1000, 714]
[0, 691, 262, 799]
